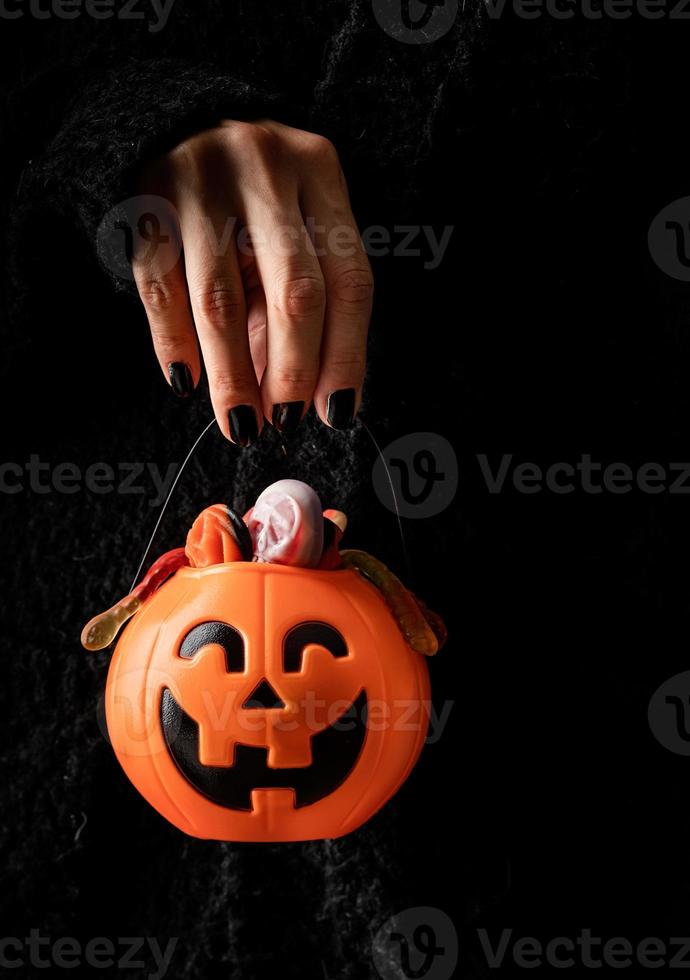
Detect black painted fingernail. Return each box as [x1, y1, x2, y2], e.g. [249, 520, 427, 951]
[168, 362, 194, 398]
[228, 405, 259, 447]
[271, 401, 305, 435]
[326, 388, 356, 430]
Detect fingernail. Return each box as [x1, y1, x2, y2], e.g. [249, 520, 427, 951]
[168, 362, 194, 398]
[228, 405, 259, 447]
[326, 388, 356, 430]
[272, 401, 305, 435]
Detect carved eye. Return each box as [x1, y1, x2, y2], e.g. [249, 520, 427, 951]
[283, 622, 348, 673]
[179, 622, 245, 672]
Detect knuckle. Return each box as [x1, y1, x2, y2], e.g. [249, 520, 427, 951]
[165, 139, 194, 172]
[222, 123, 295, 199]
[248, 124, 281, 154]
[327, 349, 367, 383]
[165, 139, 205, 188]
[275, 275, 326, 320]
[272, 364, 318, 391]
[208, 367, 256, 395]
[330, 267, 374, 308]
[194, 277, 244, 328]
[303, 133, 339, 168]
[166, 132, 228, 196]
[149, 329, 190, 357]
[136, 275, 182, 313]
[226, 122, 282, 163]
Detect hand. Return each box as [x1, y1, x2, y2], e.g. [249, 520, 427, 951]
[133, 119, 373, 445]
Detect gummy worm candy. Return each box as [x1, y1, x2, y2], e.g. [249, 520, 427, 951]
[339, 549, 442, 657]
[81, 547, 188, 652]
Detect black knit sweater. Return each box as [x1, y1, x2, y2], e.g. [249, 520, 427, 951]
[3, 4, 690, 978]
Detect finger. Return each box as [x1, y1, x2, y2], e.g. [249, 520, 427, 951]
[247, 291, 268, 384]
[239, 256, 268, 382]
[179, 199, 263, 446]
[243, 194, 325, 435]
[131, 201, 200, 399]
[303, 186, 373, 430]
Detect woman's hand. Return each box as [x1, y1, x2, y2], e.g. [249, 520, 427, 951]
[133, 119, 373, 445]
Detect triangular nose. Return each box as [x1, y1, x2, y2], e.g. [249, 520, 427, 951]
[242, 679, 285, 710]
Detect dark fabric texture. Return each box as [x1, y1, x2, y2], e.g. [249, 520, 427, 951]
[3, 3, 690, 979]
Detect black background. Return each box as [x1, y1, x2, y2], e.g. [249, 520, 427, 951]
[2, 2, 690, 977]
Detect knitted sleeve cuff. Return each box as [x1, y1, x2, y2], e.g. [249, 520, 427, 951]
[13, 57, 300, 288]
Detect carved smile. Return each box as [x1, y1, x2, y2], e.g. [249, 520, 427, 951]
[160, 689, 368, 811]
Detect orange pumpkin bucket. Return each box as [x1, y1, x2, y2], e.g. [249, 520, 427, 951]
[83, 480, 445, 842]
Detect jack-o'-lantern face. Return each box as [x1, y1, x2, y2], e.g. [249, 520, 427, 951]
[106, 563, 431, 841]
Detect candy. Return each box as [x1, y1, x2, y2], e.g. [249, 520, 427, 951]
[81, 481, 446, 659]
[81, 547, 188, 651]
[340, 549, 440, 656]
[318, 513, 346, 570]
[247, 479, 324, 568]
[186, 504, 247, 566]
